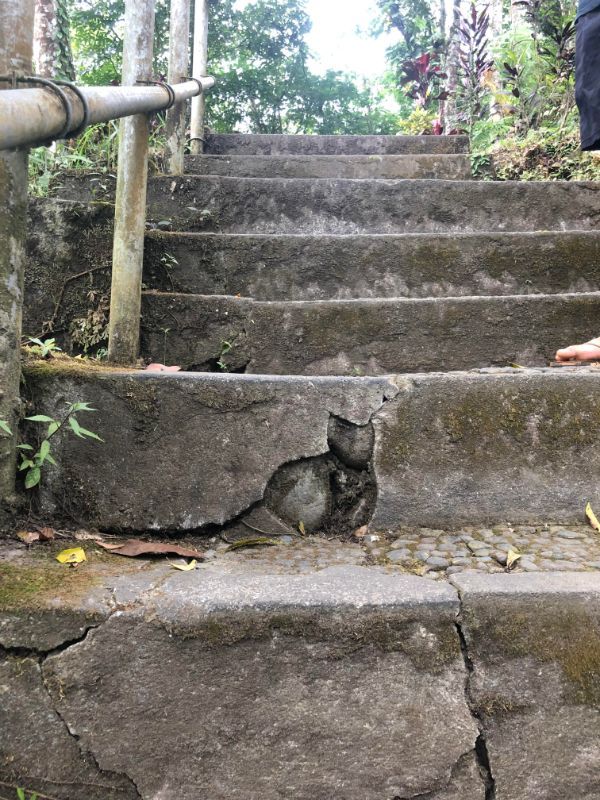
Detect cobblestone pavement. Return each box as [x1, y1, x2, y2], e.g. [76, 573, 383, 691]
[197, 522, 600, 579]
[361, 523, 600, 579]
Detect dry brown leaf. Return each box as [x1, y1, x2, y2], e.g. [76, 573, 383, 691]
[96, 540, 128, 550]
[96, 539, 204, 559]
[38, 527, 56, 541]
[16, 530, 40, 545]
[353, 525, 369, 539]
[586, 502, 600, 533]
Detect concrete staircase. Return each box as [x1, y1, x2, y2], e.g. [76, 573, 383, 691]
[25, 132, 600, 531]
[6, 133, 600, 800]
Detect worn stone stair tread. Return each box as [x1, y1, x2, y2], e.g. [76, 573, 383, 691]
[26, 201, 600, 304]
[55, 174, 600, 233]
[142, 228, 600, 299]
[184, 153, 472, 179]
[23, 363, 600, 530]
[140, 290, 600, 375]
[204, 132, 470, 155]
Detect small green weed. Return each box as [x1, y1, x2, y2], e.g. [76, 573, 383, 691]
[2, 402, 103, 490]
[25, 338, 62, 359]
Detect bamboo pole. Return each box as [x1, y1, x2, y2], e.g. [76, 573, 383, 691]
[190, 0, 208, 154]
[166, 0, 192, 174]
[107, 0, 156, 364]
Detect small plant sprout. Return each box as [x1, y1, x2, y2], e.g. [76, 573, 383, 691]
[16, 788, 38, 800]
[217, 339, 233, 371]
[20, 402, 103, 489]
[25, 337, 62, 358]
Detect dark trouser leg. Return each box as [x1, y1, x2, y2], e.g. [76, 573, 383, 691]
[576, 9, 600, 151]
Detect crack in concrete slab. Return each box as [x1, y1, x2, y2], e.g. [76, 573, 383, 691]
[37, 617, 143, 800]
[453, 591, 497, 800]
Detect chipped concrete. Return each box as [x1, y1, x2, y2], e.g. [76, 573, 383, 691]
[24, 364, 397, 531]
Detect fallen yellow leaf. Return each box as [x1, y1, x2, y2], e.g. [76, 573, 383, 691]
[169, 559, 198, 571]
[506, 549, 521, 570]
[298, 521, 306, 535]
[56, 546, 86, 565]
[586, 502, 600, 533]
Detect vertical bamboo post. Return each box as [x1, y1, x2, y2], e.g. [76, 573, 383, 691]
[166, 0, 192, 174]
[190, 0, 208, 154]
[107, 0, 156, 364]
[0, 0, 34, 514]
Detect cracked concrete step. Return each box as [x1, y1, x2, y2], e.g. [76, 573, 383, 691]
[3, 549, 600, 799]
[184, 153, 473, 179]
[142, 230, 600, 299]
[455, 572, 600, 800]
[140, 290, 600, 375]
[204, 132, 470, 155]
[1, 553, 483, 800]
[55, 175, 600, 234]
[25, 365, 600, 530]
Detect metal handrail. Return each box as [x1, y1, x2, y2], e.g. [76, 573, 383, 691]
[0, 77, 215, 151]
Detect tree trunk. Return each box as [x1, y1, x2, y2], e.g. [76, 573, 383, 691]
[33, 0, 75, 79]
[444, 0, 463, 129]
[0, 0, 34, 520]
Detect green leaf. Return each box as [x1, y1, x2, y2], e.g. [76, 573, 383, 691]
[47, 421, 60, 436]
[78, 426, 104, 442]
[19, 459, 34, 471]
[0, 420, 11, 435]
[25, 466, 41, 488]
[38, 440, 51, 464]
[69, 402, 96, 412]
[68, 416, 85, 437]
[45, 453, 57, 466]
[26, 414, 55, 423]
[16, 443, 34, 450]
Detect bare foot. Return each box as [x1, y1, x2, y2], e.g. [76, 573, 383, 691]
[555, 338, 600, 362]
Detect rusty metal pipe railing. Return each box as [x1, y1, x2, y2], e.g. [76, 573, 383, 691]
[0, 77, 215, 152]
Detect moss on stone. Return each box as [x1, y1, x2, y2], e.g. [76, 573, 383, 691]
[169, 609, 461, 673]
[470, 602, 600, 707]
[0, 560, 101, 612]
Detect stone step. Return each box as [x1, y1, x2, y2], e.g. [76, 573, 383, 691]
[143, 229, 600, 300]
[8, 543, 597, 800]
[184, 153, 472, 179]
[25, 364, 600, 530]
[204, 132, 470, 155]
[59, 175, 600, 234]
[140, 291, 600, 375]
